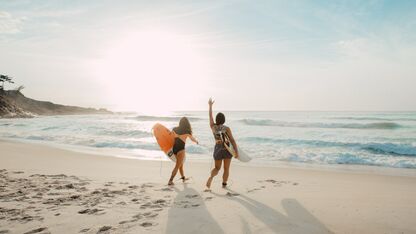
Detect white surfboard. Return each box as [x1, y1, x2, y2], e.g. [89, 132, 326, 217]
[223, 143, 252, 162]
[219, 131, 252, 162]
[234, 146, 252, 162]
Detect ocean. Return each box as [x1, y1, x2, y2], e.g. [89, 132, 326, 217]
[1, 111, 416, 169]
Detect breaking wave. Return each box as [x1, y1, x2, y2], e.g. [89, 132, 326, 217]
[242, 137, 416, 156]
[240, 119, 403, 129]
[331, 117, 416, 121]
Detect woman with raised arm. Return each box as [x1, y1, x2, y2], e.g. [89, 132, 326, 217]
[206, 98, 239, 189]
[168, 117, 199, 186]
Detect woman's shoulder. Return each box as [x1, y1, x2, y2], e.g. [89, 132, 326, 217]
[212, 124, 228, 131]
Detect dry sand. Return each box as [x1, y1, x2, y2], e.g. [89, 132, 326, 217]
[1, 140, 415, 234]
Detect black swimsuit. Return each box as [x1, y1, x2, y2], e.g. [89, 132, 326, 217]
[172, 137, 185, 155]
[172, 127, 190, 155]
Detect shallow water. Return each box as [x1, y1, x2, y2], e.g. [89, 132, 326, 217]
[1, 111, 415, 169]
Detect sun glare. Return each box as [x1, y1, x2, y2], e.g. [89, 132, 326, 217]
[93, 30, 209, 113]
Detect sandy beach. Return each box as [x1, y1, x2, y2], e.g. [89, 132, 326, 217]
[1, 139, 415, 234]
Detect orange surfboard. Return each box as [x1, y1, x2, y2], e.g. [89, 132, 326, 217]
[152, 123, 181, 162]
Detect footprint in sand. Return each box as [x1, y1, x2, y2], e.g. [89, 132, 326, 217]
[73, 193, 83, 199]
[153, 199, 167, 205]
[174, 200, 201, 208]
[157, 187, 173, 192]
[23, 227, 48, 234]
[247, 188, 262, 193]
[140, 222, 154, 227]
[78, 208, 104, 215]
[131, 213, 143, 221]
[0, 230, 10, 234]
[257, 179, 299, 188]
[97, 226, 112, 233]
[131, 211, 159, 222]
[47, 192, 60, 196]
[131, 198, 140, 202]
[79, 228, 90, 233]
[140, 202, 152, 209]
[144, 212, 159, 218]
[141, 184, 154, 189]
[226, 192, 240, 197]
[56, 183, 75, 190]
[119, 220, 130, 224]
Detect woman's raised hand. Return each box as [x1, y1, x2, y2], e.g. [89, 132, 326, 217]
[208, 98, 215, 106]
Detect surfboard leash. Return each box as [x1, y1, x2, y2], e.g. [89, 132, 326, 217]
[150, 127, 166, 180]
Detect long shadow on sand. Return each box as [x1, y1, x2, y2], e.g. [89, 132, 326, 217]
[165, 183, 224, 234]
[212, 189, 333, 234]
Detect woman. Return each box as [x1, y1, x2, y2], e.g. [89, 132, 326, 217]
[206, 98, 239, 189]
[168, 117, 199, 186]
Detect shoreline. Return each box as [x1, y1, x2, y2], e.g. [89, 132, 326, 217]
[1, 139, 416, 233]
[2, 137, 415, 178]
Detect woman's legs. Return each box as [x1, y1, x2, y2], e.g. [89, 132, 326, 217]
[168, 151, 185, 185]
[222, 158, 231, 186]
[206, 159, 222, 189]
[179, 164, 185, 178]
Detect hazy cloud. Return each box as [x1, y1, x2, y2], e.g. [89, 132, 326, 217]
[0, 11, 24, 34]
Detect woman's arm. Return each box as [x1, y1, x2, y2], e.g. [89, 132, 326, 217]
[226, 127, 239, 158]
[188, 134, 199, 145]
[208, 98, 215, 128]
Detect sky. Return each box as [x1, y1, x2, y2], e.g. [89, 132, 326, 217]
[0, 0, 415, 112]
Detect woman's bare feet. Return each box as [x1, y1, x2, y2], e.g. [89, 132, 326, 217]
[168, 180, 174, 186]
[180, 176, 190, 182]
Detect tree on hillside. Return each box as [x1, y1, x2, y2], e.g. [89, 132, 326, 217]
[15, 85, 25, 92]
[0, 75, 14, 90]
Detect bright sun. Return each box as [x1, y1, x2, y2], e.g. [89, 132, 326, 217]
[93, 30, 209, 113]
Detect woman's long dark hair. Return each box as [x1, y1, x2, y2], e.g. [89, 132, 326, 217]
[215, 112, 225, 125]
[174, 117, 192, 135]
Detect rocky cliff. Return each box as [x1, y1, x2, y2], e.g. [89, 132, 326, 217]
[0, 89, 111, 118]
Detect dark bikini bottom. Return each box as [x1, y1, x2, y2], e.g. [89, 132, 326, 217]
[213, 144, 232, 160]
[172, 138, 185, 155]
